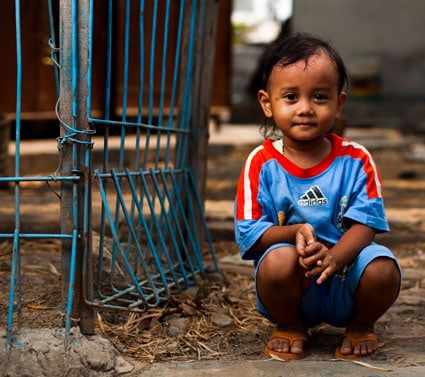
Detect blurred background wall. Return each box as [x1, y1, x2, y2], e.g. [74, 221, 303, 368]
[293, 0, 425, 98]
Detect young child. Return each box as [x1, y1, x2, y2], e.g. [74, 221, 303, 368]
[234, 32, 401, 360]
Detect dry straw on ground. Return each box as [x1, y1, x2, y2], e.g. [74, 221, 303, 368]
[96, 271, 273, 363]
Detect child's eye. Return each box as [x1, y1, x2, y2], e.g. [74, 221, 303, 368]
[284, 93, 297, 101]
[314, 93, 328, 101]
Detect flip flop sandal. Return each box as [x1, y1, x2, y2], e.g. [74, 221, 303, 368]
[334, 332, 377, 360]
[264, 330, 307, 360]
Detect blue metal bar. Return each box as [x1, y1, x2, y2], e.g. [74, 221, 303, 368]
[96, 0, 114, 302]
[97, 168, 186, 179]
[188, 167, 218, 271]
[71, 0, 78, 119]
[141, 0, 159, 169]
[104, 0, 113, 122]
[82, 144, 93, 306]
[153, 0, 171, 167]
[136, 0, 146, 126]
[6, 230, 20, 349]
[147, 0, 158, 126]
[121, 0, 131, 124]
[132, 0, 145, 172]
[157, 0, 171, 128]
[14, 0, 22, 218]
[88, 116, 190, 133]
[86, 0, 94, 118]
[0, 234, 73, 239]
[123, 1, 148, 272]
[175, 0, 197, 170]
[65, 229, 78, 335]
[0, 176, 79, 183]
[6, 0, 23, 349]
[110, 0, 131, 275]
[47, 0, 60, 97]
[164, 1, 185, 168]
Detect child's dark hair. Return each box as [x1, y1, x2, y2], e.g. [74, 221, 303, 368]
[261, 32, 348, 93]
[259, 32, 348, 138]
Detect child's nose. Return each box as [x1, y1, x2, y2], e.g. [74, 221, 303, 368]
[297, 99, 314, 115]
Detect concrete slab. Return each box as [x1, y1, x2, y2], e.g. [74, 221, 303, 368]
[134, 359, 425, 377]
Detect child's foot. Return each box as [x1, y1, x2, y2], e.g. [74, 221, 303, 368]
[335, 325, 377, 359]
[265, 327, 307, 360]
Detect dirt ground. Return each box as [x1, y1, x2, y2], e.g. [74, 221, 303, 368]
[1, 126, 425, 376]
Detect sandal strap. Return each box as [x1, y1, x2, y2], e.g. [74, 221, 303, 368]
[271, 330, 307, 346]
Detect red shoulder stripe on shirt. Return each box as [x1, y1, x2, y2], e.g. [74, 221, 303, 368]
[339, 138, 383, 198]
[235, 144, 267, 220]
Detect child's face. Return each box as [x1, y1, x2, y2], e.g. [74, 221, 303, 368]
[258, 52, 346, 142]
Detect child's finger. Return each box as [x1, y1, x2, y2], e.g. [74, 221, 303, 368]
[304, 265, 322, 278]
[298, 256, 309, 270]
[304, 242, 323, 255]
[295, 232, 308, 253]
[300, 253, 323, 271]
[295, 224, 316, 249]
[316, 266, 334, 285]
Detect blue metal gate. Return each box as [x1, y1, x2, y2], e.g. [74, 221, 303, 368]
[1, 0, 218, 348]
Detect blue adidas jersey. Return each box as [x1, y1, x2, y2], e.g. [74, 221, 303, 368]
[234, 133, 389, 260]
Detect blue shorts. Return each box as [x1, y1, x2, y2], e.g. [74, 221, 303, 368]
[255, 242, 401, 328]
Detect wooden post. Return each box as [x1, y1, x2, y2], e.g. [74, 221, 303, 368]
[59, 0, 94, 334]
[189, 0, 220, 204]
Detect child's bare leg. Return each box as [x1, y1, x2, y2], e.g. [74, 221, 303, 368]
[257, 246, 309, 355]
[340, 257, 401, 356]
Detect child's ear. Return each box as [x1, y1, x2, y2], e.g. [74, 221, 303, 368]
[335, 91, 347, 118]
[258, 89, 273, 118]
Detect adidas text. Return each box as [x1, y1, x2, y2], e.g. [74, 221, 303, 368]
[298, 197, 328, 206]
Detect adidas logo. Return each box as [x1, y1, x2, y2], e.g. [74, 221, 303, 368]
[298, 185, 328, 206]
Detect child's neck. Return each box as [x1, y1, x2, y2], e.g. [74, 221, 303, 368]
[282, 136, 332, 169]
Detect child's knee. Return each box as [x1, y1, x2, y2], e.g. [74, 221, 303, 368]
[363, 257, 401, 288]
[258, 247, 301, 283]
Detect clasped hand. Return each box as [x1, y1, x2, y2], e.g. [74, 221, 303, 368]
[295, 223, 337, 285]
